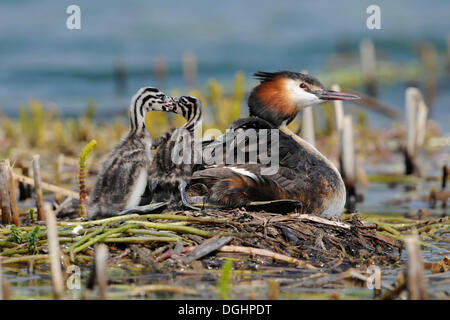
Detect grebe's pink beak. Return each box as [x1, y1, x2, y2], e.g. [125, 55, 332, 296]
[315, 90, 360, 101]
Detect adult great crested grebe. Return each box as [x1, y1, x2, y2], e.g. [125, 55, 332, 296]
[191, 71, 359, 218]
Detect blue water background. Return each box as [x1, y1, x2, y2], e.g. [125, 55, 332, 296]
[0, 0, 449, 131]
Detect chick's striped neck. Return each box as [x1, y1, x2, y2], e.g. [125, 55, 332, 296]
[129, 88, 161, 135]
[176, 99, 202, 132]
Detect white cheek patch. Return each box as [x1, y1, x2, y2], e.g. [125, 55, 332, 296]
[298, 91, 321, 107]
[284, 80, 322, 108]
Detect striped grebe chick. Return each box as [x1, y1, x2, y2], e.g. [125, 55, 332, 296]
[149, 96, 202, 211]
[86, 87, 175, 219]
[192, 71, 359, 218]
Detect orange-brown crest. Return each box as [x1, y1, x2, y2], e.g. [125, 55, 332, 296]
[254, 77, 298, 118]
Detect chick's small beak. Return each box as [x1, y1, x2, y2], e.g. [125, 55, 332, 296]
[315, 90, 360, 101]
[162, 96, 176, 108]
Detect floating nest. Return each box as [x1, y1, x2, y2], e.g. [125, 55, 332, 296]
[0, 203, 406, 273]
[144, 209, 403, 271]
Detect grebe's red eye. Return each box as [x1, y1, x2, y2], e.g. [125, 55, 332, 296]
[299, 83, 307, 89]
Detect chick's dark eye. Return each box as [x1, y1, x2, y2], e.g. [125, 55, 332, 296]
[299, 83, 307, 89]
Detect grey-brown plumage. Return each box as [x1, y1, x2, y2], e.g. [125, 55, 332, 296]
[191, 71, 360, 218]
[149, 96, 202, 211]
[87, 87, 175, 219]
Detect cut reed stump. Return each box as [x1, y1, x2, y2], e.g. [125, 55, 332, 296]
[405, 232, 428, 299]
[7, 162, 20, 226]
[32, 155, 45, 221]
[0, 160, 12, 225]
[302, 107, 315, 147]
[359, 38, 377, 96]
[45, 204, 64, 299]
[332, 88, 359, 212]
[404, 88, 428, 177]
[95, 244, 109, 300]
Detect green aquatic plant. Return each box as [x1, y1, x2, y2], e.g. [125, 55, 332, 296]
[78, 139, 97, 217]
[29, 100, 45, 147]
[26, 226, 40, 254]
[51, 120, 66, 150]
[230, 71, 244, 121]
[7, 225, 23, 244]
[28, 208, 36, 223]
[217, 258, 233, 299]
[207, 78, 223, 126]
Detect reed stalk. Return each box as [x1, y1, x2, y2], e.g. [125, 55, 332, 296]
[32, 155, 44, 220]
[44, 205, 64, 299]
[95, 244, 108, 300]
[73, 224, 136, 253]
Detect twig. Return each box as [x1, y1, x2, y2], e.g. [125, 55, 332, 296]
[95, 244, 108, 300]
[68, 222, 107, 252]
[294, 214, 351, 230]
[32, 155, 45, 220]
[154, 247, 193, 263]
[13, 172, 80, 199]
[182, 236, 233, 264]
[0, 160, 12, 225]
[405, 231, 428, 299]
[7, 162, 20, 226]
[73, 224, 136, 253]
[102, 236, 180, 243]
[0, 258, 9, 300]
[139, 213, 236, 224]
[44, 204, 64, 299]
[396, 217, 449, 232]
[127, 228, 180, 238]
[0, 257, 3, 299]
[115, 284, 200, 297]
[217, 245, 316, 269]
[128, 220, 213, 238]
[375, 221, 401, 236]
[58, 214, 140, 227]
[1, 254, 49, 264]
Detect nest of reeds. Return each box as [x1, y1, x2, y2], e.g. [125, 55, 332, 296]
[1, 207, 405, 272]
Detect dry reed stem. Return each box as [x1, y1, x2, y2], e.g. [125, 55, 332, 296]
[125, 284, 200, 297]
[405, 231, 428, 299]
[32, 155, 45, 220]
[302, 107, 315, 146]
[217, 245, 316, 269]
[7, 162, 20, 226]
[44, 203, 64, 299]
[95, 244, 108, 300]
[0, 258, 3, 299]
[0, 160, 12, 225]
[13, 172, 79, 199]
[294, 214, 351, 229]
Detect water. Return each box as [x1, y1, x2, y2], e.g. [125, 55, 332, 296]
[0, 0, 450, 132]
